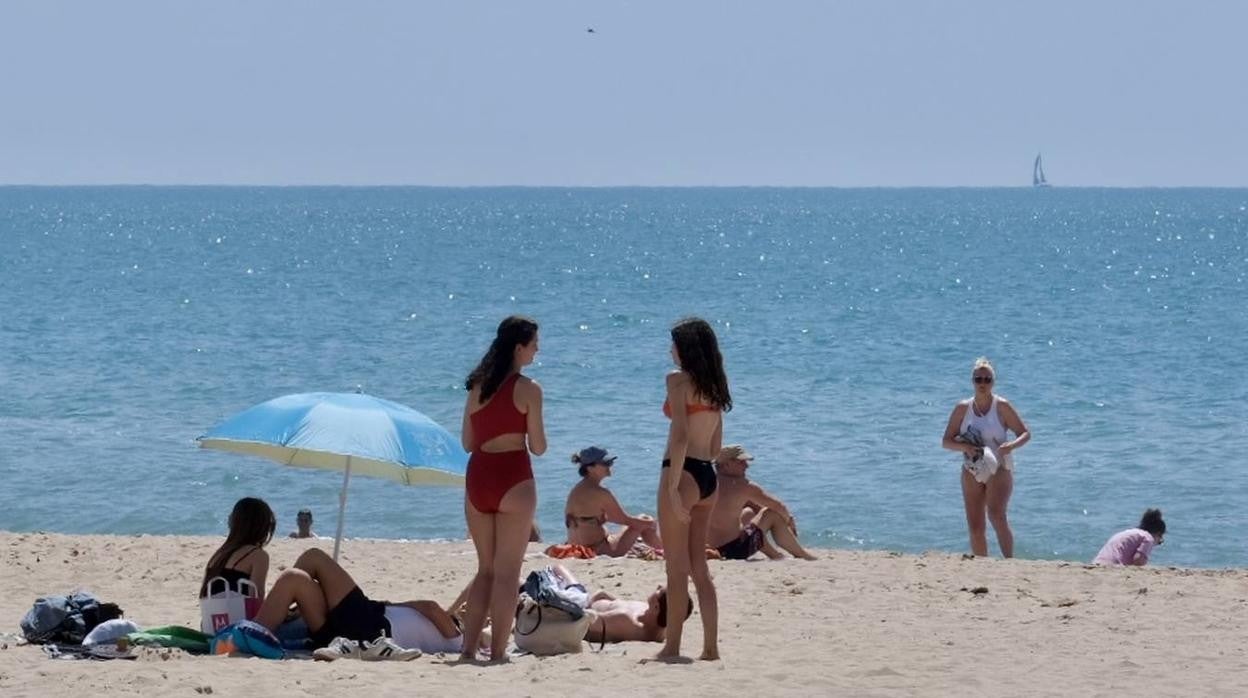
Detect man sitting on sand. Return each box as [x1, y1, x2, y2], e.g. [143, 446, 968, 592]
[545, 564, 692, 643]
[288, 508, 316, 539]
[707, 445, 817, 560]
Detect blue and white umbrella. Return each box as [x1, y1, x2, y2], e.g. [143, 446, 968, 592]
[197, 392, 467, 560]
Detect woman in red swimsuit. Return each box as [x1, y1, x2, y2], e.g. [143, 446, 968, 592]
[459, 315, 547, 662]
[657, 317, 731, 661]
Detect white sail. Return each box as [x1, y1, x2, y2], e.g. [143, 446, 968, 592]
[1033, 154, 1050, 187]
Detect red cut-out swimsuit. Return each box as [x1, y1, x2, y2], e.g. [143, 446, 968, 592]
[466, 373, 533, 514]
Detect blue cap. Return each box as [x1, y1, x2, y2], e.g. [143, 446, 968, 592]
[573, 446, 617, 466]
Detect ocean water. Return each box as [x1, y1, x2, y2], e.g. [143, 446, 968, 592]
[1, 187, 1245, 568]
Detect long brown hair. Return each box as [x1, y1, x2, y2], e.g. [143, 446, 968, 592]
[671, 317, 732, 411]
[201, 497, 275, 594]
[465, 315, 539, 403]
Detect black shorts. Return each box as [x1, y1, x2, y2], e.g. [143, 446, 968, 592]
[310, 586, 391, 648]
[717, 525, 764, 560]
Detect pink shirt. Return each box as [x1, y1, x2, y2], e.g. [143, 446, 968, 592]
[1093, 528, 1156, 566]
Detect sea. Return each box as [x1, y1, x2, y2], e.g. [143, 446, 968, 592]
[1, 187, 1245, 568]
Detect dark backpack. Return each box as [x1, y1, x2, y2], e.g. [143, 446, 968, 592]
[20, 592, 122, 644]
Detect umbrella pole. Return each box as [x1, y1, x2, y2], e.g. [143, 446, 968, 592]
[332, 455, 352, 561]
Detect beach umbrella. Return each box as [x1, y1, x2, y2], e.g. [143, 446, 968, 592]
[197, 392, 466, 560]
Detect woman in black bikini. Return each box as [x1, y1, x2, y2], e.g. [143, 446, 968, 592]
[564, 445, 662, 557]
[200, 497, 276, 606]
[656, 317, 731, 661]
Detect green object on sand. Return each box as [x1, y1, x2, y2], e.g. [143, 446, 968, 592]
[125, 625, 212, 653]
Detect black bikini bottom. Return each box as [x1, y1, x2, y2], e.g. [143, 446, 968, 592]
[661, 456, 717, 500]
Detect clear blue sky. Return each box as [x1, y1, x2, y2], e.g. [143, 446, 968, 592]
[2, 1, 1244, 186]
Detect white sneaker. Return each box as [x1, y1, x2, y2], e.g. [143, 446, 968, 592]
[361, 636, 421, 662]
[313, 637, 363, 661]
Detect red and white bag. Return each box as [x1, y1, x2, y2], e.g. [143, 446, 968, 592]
[200, 577, 261, 635]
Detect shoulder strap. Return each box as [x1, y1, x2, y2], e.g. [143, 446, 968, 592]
[592, 616, 606, 652]
[231, 545, 260, 566]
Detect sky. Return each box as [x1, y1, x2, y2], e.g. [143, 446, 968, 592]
[1, 1, 1245, 186]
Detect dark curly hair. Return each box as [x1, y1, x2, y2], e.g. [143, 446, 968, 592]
[1139, 508, 1166, 536]
[465, 315, 538, 403]
[671, 317, 732, 411]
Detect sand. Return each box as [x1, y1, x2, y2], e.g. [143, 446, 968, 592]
[2, 531, 1246, 697]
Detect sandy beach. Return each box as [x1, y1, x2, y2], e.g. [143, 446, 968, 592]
[1, 532, 1245, 697]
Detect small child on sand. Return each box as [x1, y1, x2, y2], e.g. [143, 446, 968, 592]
[1093, 508, 1166, 566]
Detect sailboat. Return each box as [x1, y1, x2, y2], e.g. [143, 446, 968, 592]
[1032, 154, 1051, 188]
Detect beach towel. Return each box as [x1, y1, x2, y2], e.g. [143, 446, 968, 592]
[626, 542, 664, 560]
[544, 543, 596, 559]
[126, 625, 212, 654]
[42, 643, 137, 661]
[956, 427, 1000, 484]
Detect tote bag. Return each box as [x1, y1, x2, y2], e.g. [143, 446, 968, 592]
[513, 596, 593, 655]
[200, 577, 261, 635]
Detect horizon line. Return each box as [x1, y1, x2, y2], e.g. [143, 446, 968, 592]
[2, 183, 1248, 190]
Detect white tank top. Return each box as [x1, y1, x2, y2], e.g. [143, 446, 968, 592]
[959, 395, 1013, 469]
[382, 605, 464, 654]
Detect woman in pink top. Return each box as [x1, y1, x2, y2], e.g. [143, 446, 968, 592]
[1093, 508, 1166, 566]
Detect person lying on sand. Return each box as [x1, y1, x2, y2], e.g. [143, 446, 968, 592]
[565, 446, 663, 557]
[543, 564, 691, 643]
[707, 445, 816, 560]
[252, 548, 480, 657]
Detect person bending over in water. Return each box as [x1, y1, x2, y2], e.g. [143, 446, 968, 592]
[707, 445, 816, 560]
[253, 548, 473, 658]
[656, 317, 731, 661]
[1093, 508, 1166, 566]
[541, 565, 692, 644]
[565, 445, 662, 557]
[941, 357, 1031, 558]
[201, 498, 275, 607]
[460, 315, 546, 662]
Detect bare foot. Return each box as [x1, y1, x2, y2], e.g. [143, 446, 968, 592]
[654, 646, 683, 661]
[700, 650, 720, 661]
[799, 552, 818, 561]
[642, 654, 693, 665]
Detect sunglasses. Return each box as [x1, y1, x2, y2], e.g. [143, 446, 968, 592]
[973, 376, 994, 384]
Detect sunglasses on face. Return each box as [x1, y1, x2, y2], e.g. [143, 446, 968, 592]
[973, 376, 994, 384]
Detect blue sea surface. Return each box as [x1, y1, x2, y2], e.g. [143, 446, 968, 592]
[1, 187, 1245, 568]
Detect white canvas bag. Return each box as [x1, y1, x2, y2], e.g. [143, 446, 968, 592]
[200, 577, 261, 635]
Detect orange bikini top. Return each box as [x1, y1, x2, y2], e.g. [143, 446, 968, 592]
[662, 398, 720, 419]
